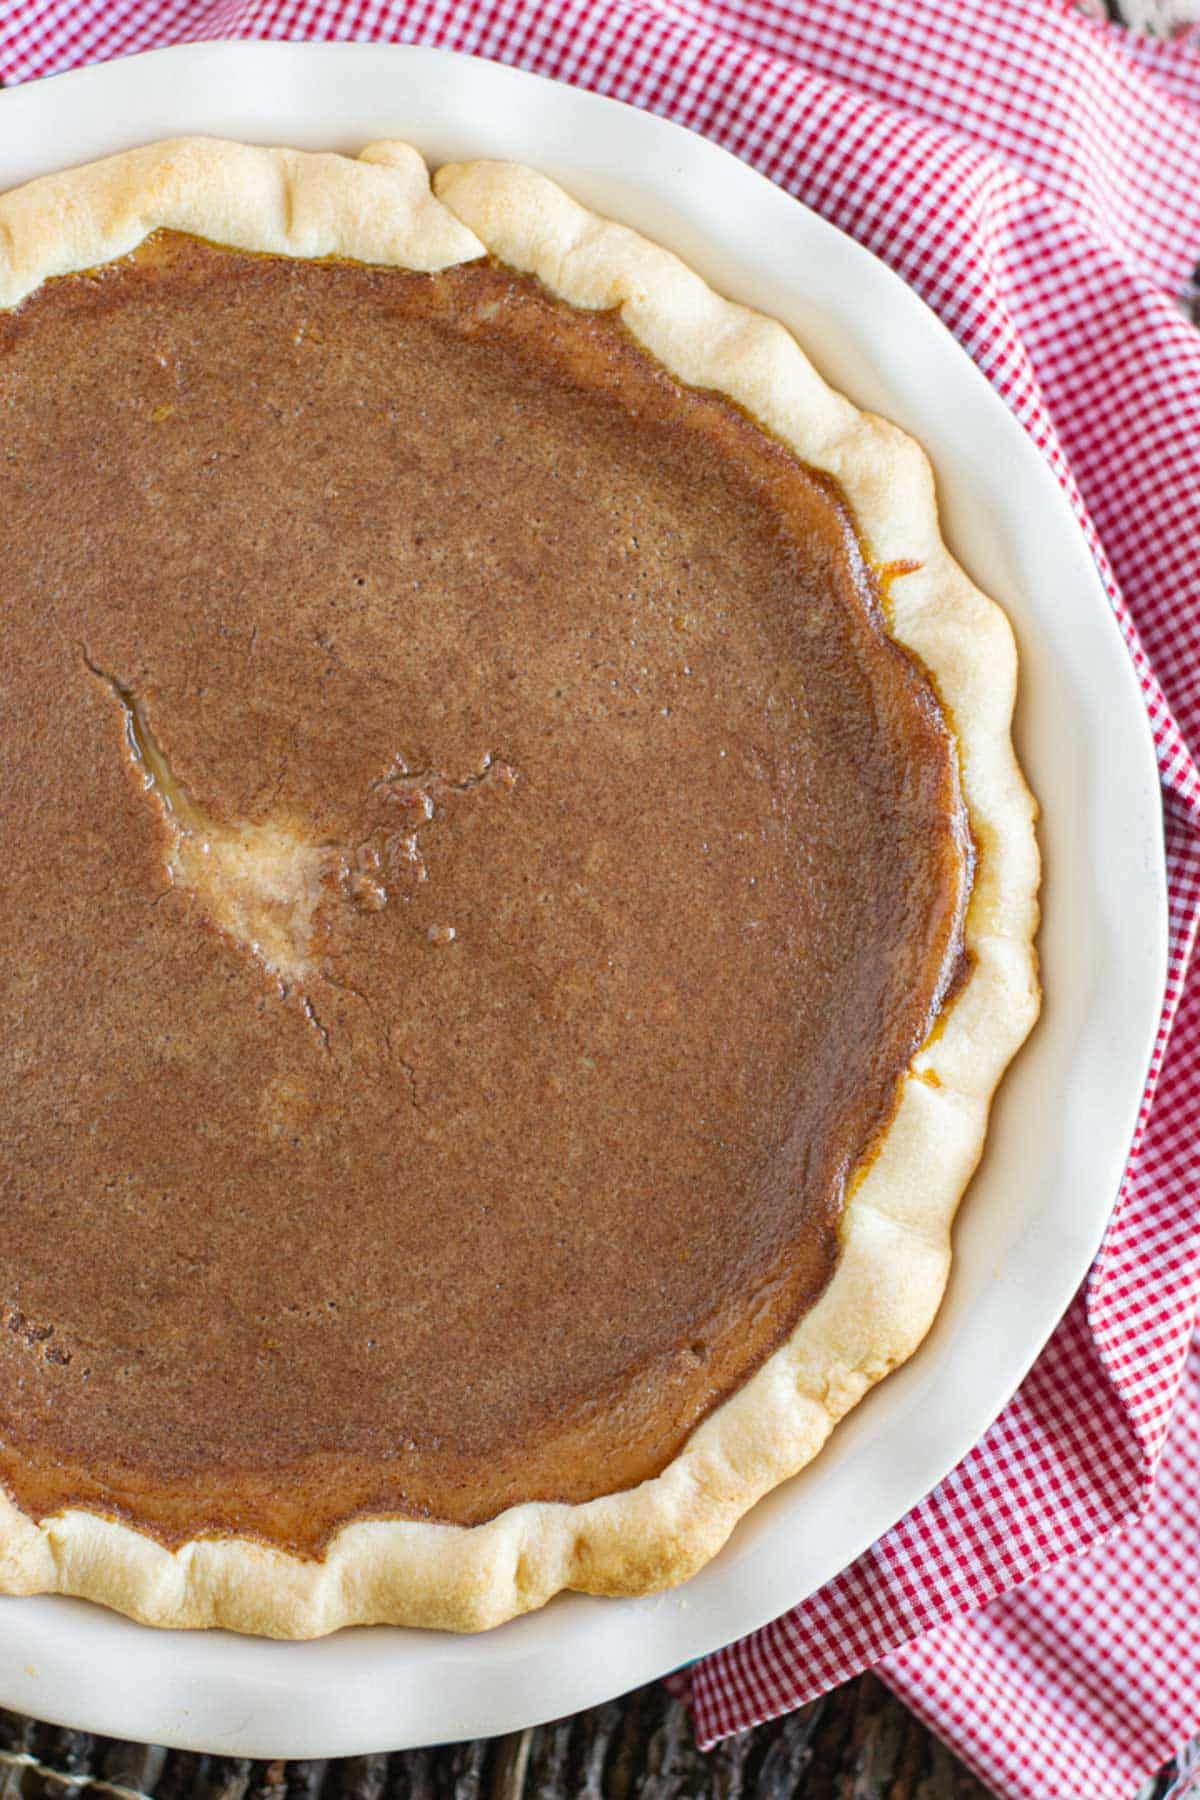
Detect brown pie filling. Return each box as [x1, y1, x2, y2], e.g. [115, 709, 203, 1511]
[0, 237, 970, 1553]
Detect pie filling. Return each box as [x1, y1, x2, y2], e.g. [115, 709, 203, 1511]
[0, 237, 971, 1553]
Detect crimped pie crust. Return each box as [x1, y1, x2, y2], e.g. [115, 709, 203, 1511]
[0, 138, 1040, 1636]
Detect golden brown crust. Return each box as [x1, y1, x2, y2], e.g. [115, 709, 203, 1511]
[0, 139, 1039, 1636]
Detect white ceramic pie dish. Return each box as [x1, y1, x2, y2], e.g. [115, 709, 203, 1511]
[0, 39, 1167, 1757]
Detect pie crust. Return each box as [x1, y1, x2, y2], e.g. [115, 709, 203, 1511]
[0, 138, 1040, 1635]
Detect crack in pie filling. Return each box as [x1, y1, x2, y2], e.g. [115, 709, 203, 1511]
[0, 140, 1040, 1635]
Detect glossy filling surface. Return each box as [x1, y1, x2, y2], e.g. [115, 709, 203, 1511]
[0, 238, 969, 1551]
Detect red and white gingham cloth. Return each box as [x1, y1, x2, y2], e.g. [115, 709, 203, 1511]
[4, 2, 1200, 1794]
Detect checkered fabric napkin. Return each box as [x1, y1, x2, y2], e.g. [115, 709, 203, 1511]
[4, 1, 1200, 1794]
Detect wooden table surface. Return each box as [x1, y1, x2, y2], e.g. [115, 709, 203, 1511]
[2, 5, 1198, 1795]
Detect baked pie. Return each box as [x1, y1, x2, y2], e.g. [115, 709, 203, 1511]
[0, 139, 1039, 1635]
